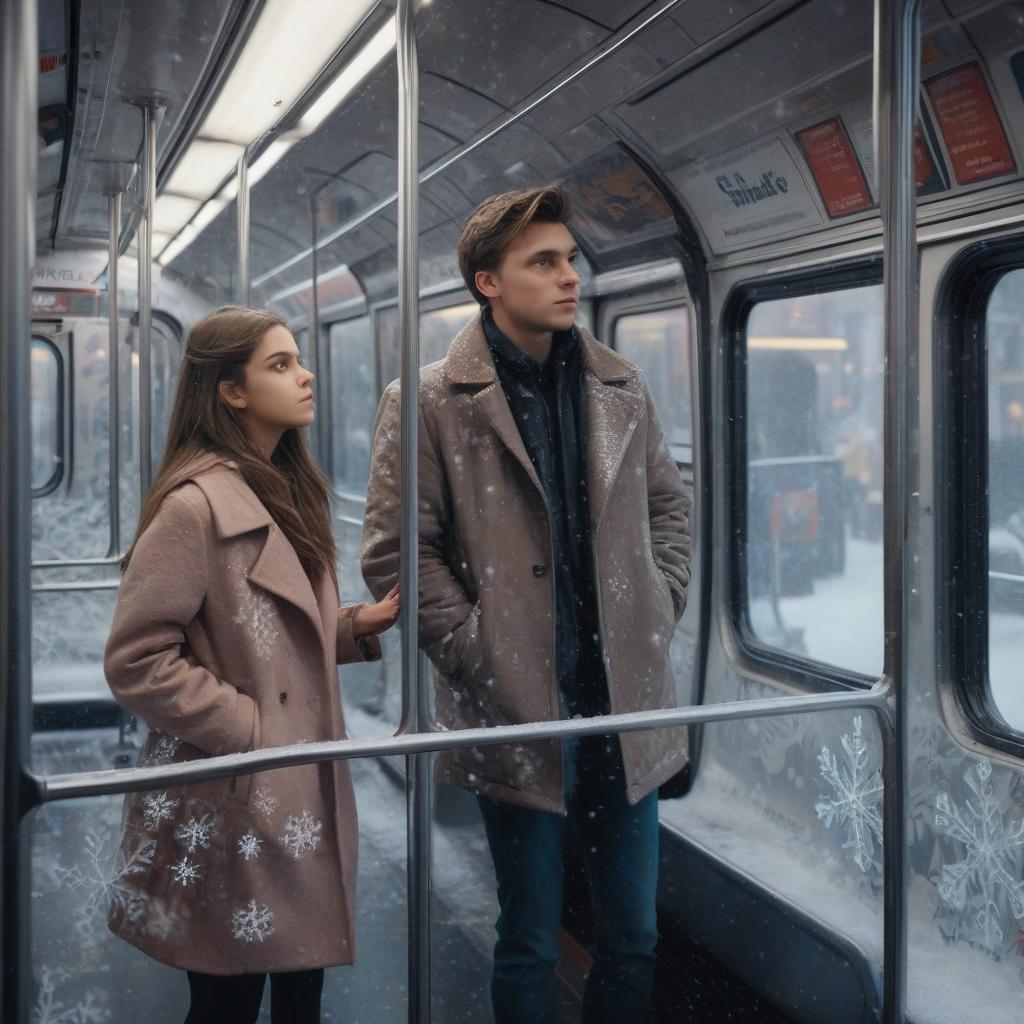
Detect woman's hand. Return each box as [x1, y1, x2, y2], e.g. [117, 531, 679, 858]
[353, 585, 400, 637]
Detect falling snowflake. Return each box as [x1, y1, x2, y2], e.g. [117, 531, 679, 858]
[237, 829, 264, 861]
[141, 792, 178, 832]
[51, 830, 154, 943]
[174, 815, 214, 854]
[231, 899, 275, 943]
[143, 734, 182, 766]
[170, 857, 201, 887]
[233, 586, 279, 661]
[279, 811, 322, 860]
[815, 716, 883, 872]
[33, 966, 112, 1024]
[934, 759, 1024, 948]
[253, 787, 279, 818]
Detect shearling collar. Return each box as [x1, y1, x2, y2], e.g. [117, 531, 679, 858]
[443, 309, 635, 387]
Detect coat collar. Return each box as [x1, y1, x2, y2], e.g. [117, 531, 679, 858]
[443, 309, 636, 387]
[183, 456, 330, 655]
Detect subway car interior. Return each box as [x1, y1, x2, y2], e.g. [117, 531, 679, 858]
[3, 0, 1024, 1020]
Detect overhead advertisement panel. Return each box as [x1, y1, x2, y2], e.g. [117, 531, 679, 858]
[925, 62, 1017, 185]
[795, 117, 874, 218]
[673, 136, 823, 254]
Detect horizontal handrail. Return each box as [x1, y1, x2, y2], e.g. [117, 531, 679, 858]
[32, 580, 120, 593]
[34, 680, 892, 802]
[32, 554, 124, 569]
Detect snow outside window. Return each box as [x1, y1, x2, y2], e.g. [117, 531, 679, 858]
[744, 284, 884, 677]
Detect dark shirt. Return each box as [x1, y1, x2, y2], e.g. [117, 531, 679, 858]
[483, 309, 607, 716]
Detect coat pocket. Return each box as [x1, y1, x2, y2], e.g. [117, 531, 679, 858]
[228, 698, 261, 804]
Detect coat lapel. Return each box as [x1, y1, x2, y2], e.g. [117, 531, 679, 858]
[191, 462, 328, 653]
[473, 384, 545, 498]
[585, 375, 644, 530]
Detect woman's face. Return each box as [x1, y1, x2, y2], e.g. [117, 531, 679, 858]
[221, 324, 315, 448]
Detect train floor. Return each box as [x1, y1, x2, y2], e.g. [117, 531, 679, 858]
[28, 726, 794, 1023]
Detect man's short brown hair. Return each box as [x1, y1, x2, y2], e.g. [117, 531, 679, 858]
[457, 186, 573, 306]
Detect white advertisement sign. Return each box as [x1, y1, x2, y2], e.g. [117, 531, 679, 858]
[674, 136, 823, 254]
[32, 250, 109, 290]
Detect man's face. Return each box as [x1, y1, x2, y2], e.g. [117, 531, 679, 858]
[477, 220, 581, 334]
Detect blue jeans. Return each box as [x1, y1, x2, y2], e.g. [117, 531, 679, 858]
[476, 735, 660, 1024]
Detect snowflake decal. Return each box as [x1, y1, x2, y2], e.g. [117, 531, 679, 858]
[935, 759, 1024, 948]
[279, 811, 322, 860]
[233, 586, 279, 661]
[231, 899, 275, 943]
[174, 815, 214, 854]
[33, 966, 112, 1024]
[237, 829, 264, 861]
[51, 830, 154, 942]
[253, 786, 279, 818]
[143, 734, 182, 766]
[143, 898, 181, 941]
[141, 792, 178, 832]
[815, 716, 883, 872]
[170, 857, 201, 887]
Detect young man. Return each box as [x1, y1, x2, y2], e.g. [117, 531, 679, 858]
[361, 186, 692, 1023]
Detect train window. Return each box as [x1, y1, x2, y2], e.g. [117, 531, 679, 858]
[741, 282, 884, 679]
[328, 316, 376, 495]
[420, 303, 478, 366]
[985, 268, 1024, 732]
[31, 337, 62, 495]
[613, 307, 691, 463]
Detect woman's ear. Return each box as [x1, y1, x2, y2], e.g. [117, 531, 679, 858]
[218, 378, 247, 410]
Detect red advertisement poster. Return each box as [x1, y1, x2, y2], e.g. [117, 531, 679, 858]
[795, 118, 874, 218]
[914, 121, 945, 195]
[925, 63, 1016, 185]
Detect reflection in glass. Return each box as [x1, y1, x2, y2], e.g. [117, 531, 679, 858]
[745, 284, 884, 676]
[30, 338, 61, 491]
[987, 269, 1024, 731]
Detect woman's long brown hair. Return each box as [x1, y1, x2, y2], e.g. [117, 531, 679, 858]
[123, 305, 337, 585]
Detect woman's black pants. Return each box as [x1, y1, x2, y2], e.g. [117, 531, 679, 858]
[184, 968, 324, 1024]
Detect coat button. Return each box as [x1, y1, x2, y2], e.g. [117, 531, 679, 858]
[279, 692, 288, 705]
[532, 564, 547, 578]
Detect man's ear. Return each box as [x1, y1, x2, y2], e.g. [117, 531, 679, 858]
[218, 378, 247, 410]
[475, 268, 500, 301]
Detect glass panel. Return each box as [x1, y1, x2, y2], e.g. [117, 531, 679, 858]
[329, 316, 376, 497]
[31, 338, 61, 492]
[986, 268, 1024, 731]
[30, 757, 406, 1021]
[613, 307, 692, 461]
[420, 303, 478, 366]
[744, 283, 884, 676]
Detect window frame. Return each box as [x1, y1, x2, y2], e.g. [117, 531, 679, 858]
[30, 334, 65, 499]
[723, 257, 884, 693]
[941, 235, 1024, 758]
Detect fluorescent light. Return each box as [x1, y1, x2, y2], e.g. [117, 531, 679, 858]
[153, 194, 202, 234]
[748, 337, 849, 352]
[202, 0, 381, 145]
[164, 139, 245, 199]
[159, 5, 395, 270]
[269, 262, 352, 303]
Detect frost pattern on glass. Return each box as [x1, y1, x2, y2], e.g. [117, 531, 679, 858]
[815, 716, 883, 872]
[934, 758, 1024, 949]
[253, 786, 278, 818]
[237, 829, 264, 861]
[141, 792, 178, 831]
[174, 815, 214, 854]
[278, 811, 322, 860]
[51, 830, 154, 940]
[170, 857, 201, 887]
[231, 899, 275, 943]
[33, 966, 112, 1024]
[233, 584, 279, 662]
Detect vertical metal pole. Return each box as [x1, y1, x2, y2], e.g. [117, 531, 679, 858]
[877, 0, 919, 1020]
[237, 146, 250, 305]
[107, 192, 122, 558]
[138, 105, 158, 498]
[1, 0, 38, 1018]
[395, 1, 431, 1020]
[310, 193, 329, 468]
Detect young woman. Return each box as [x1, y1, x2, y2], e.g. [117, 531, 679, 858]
[104, 305, 399, 1023]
